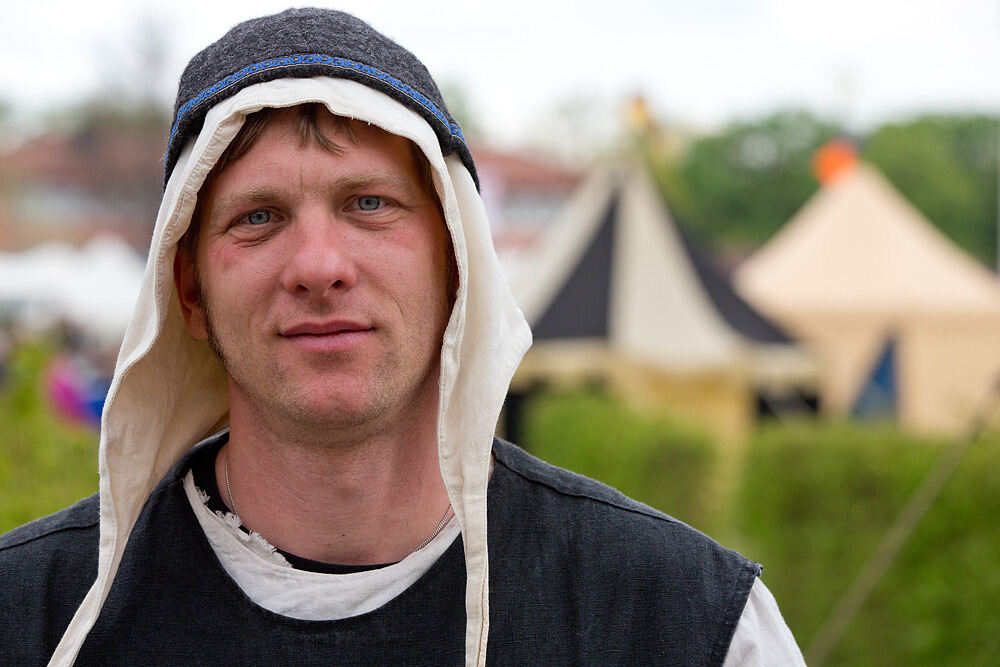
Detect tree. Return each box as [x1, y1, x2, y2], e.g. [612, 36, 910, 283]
[654, 111, 840, 249]
[863, 115, 998, 266]
[439, 81, 482, 142]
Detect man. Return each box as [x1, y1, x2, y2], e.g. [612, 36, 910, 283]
[0, 8, 804, 665]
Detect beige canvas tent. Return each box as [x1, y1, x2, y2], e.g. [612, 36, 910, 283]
[506, 165, 816, 444]
[735, 162, 1000, 435]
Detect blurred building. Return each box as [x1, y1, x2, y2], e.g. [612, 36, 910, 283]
[0, 117, 161, 354]
[473, 145, 583, 252]
[0, 118, 163, 251]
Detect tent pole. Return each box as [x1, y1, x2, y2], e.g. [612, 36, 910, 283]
[806, 376, 1000, 665]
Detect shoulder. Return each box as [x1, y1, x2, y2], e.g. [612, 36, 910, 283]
[488, 440, 761, 663]
[491, 438, 757, 568]
[492, 437, 676, 519]
[0, 493, 99, 581]
[491, 438, 759, 573]
[0, 495, 100, 663]
[0, 494, 99, 553]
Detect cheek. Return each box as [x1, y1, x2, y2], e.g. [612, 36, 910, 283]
[195, 251, 281, 336]
[202, 243, 280, 291]
[375, 236, 449, 322]
[419, 228, 453, 298]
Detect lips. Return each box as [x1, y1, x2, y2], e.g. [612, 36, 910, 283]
[279, 320, 375, 353]
[281, 320, 372, 337]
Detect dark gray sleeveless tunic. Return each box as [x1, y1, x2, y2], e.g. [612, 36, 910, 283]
[0, 438, 759, 665]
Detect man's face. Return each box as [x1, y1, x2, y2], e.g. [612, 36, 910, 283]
[175, 108, 452, 437]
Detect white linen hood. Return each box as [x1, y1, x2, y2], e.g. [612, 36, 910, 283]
[49, 77, 532, 666]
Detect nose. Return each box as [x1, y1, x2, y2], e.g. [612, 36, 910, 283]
[279, 211, 359, 297]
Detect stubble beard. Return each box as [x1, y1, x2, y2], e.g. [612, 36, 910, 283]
[197, 282, 440, 443]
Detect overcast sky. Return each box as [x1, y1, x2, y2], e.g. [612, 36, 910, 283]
[2, 1, 998, 147]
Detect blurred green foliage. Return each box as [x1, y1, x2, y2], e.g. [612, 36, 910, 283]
[653, 111, 999, 266]
[655, 110, 839, 248]
[740, 421, 1000, 666]
[517, 388, 718, 532]
[864, 115, 999, 265]
[0, 343, 98, 534]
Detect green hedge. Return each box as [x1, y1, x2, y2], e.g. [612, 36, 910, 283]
[517, 388, 718, 532]
[0, 343, 99, 534]
[738, 421, 1000, 666]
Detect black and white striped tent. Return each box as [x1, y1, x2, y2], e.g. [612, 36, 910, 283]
[504, 165, 816, 441]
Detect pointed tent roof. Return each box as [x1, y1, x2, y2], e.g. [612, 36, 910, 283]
[510, 165, 812, 380]
[735, 163, 1000, 316]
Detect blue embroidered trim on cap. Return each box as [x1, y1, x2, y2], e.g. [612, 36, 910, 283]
[166, 53, 466, 166]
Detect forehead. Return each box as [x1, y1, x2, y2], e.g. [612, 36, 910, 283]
[230, 107, 415, 172]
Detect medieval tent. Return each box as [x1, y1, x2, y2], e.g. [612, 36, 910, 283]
[734, 161, 1000, 435]
[505, 165, 817, 444]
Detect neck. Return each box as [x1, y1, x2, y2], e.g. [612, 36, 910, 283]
[217, 392, 450, 565]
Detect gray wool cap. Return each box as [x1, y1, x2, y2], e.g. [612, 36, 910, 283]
[166, 8, 476, 188]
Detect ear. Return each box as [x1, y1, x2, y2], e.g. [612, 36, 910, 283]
[173, 247, 209, 340]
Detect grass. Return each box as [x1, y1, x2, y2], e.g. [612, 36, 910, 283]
[0, 342, 99, 533]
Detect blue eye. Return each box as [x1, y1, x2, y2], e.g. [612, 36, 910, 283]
[246, 209, 271, 225]
[358, 196, 382, 211]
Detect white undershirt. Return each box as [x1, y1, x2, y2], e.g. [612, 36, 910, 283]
[723, 578, 807, 666]
[184, 472, 804, 663]
[183, 471, 461, 620]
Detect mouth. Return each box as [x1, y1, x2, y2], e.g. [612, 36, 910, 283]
[281, 320, 373, 337]
[280, 320, 375, 351]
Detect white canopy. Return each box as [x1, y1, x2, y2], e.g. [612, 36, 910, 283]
[0, 235, 145, 342]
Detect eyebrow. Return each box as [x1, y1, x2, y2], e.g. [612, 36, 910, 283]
[208, 186, 285, 223]
[335, 171, 420, 196]
[209, 171, 422, 219]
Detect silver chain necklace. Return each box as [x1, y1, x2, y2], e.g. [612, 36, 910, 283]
[223, 455, 241, 522]
[412, 503, 454, 552]
[223, 454, 453, 555]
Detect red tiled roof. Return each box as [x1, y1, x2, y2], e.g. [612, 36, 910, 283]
[0, 124, 164, 190]
[471, 145, 582, 192]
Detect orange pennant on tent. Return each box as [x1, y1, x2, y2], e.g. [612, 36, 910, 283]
[812, 139, 858, 184]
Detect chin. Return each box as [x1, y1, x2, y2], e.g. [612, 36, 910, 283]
[294, 393, 393, 429]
